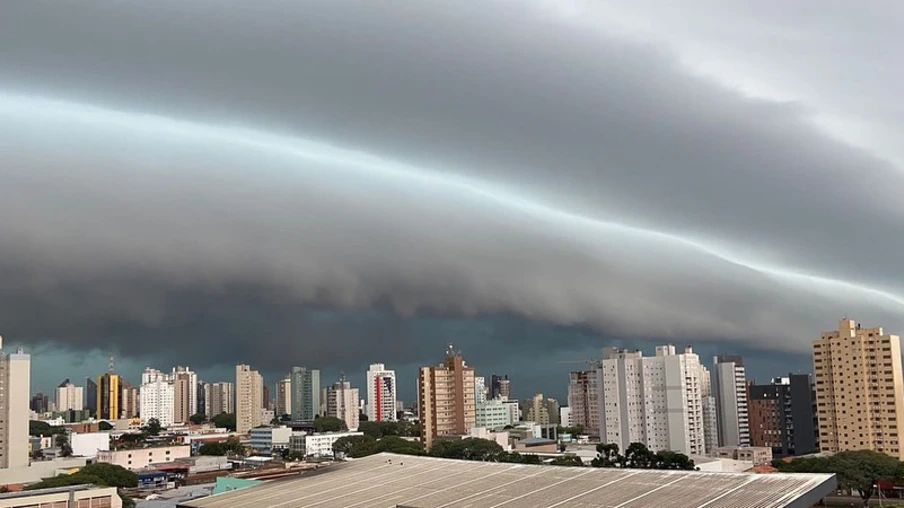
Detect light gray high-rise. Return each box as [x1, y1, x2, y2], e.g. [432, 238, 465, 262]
[0, 336, 30, 469]
[290, 366, 320, 421]
[712, 355, 750, 447]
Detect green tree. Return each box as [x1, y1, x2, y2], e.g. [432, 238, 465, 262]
[519, 454, 543, 465]
[774, 450, 902, 506]
[279, 414, 291, 422]
[556, 424, 585, 436]
[211, 413, 236, 431]
[199, 437, 245, 457]
[655, 450, 695, 470]
[333, 435, 378, 458]
[57, 433, 73, 457]
[142, 418, 162, 436]
[591, 443, 621, 468]
[623, 442, 655, 468]
[29, 421, 66, 437]
[98, 421, 114, 431]
[313, 416, 347, 433]
[25, 462, 138, 507]
[549, 455, 583, 467]
[376, 436, 425, 456]
[189, 413, 206, 425]
[591, 442, 695, 471]
[429, 438, 504, 461]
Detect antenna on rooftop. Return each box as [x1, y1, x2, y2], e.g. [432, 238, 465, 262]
[108, 352, 115, 373]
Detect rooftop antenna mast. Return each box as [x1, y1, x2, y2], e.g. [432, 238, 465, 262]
[108, 352, 115, 373]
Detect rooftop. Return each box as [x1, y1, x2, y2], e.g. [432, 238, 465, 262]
[179, 453, 836, 508]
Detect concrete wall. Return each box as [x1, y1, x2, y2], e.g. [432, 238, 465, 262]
[0, 457, 88, 486]
[70, 432, 110, 458]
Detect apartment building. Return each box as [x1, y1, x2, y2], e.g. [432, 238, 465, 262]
[712, 355, 750, 447]
[366, 363, 397, 422]
[0, 338, 29, 469]
[418, 345, 477, 450]
[236, 365, 264, 435]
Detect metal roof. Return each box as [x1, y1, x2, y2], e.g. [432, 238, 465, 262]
[179, 452, 835, 508]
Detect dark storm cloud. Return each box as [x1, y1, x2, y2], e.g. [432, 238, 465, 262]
[0, 0, 903, 372]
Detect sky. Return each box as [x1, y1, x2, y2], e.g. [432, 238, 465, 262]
[1, 0, 903, 402]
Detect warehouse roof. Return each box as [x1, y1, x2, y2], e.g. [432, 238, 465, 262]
[180, 452, 836, 508]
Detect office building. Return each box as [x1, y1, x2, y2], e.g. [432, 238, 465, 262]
[86, 377, 98, 415]
[475, 398, 513, 429]
[748, 374, 818, 457]
[196, 381, 206, 416]
[204, 382, 234, 418]
[474, 376, 487, 406]
[598, 345, 709, 455]
[305, 431, 364, 458]
[30, 392, 50, 413]
[96, 371, 121, 420]
[567, 370, 599, 436]
[120, 382, 139, 419]
[275, 376, 292, 417]
[326, 375, 359, 431]
[290, 366, 320, 422]
[712, 355, 750, 447]
[418, 345, 477, 449]
[813, 319, 904, 459]
[140, 368, 175, 427]
[54, 379, 85, 412]
[490, 374, 511, 400]
[366, 363, 397, 422]
[236, 365, 264, 434]
[0, 337, 30, 469]
[172, 366, 198, 424]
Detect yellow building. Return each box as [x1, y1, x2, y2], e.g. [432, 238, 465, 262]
[96, 372, 121, 420]
[813, 318, 904, 459]
[418, 345, 476, 450]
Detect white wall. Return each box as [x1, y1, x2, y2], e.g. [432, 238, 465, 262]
[70, 432, 111, 458]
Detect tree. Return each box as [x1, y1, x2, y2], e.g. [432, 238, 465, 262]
[142, 418, 162, 436]
[655, 450, 695, 470]
[430, 438, 504, 461]
[557, 424, 585, 436]
[623, 442, 655, 468]
[98, 421, 114, 431]
[376, 436, 425, 456]
[550, 455, 584, 467]
[211, 413, 236, 431]
[591, 442, 694, 471]
[359, 411, 369, 422]
[591, 443, 621, 468]
[199, 437, 245, 457]
[313, 416, 347, 433]
[29, 421, 66, 437]
[774, 450, 903, 506]
[25, 462, 138, 507]
[279, 414, 291, 422]
[333, 435, 378, 458]
[189, 413, 206, 425]
[57, 433, 73, 457]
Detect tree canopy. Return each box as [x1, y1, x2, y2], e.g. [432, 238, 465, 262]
[142, 418, 162, 436]
[430, 438, 504, 461]
[591, 442, 695, 470]
[313, 416, 348, 433]
[774, 450, 904, 506]
[189, 413, 206, 425]
[98, 421, 114, 431]
[333, 435, 379, 458]
[29, 420, 66, 437]
[357, 421, 419, 439]
[211, 412, 236, 431]
[199, 437, 246, 457]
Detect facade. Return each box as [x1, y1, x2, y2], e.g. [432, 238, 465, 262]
[305, 431, 364, 457]
[598, 345, 709, 455]
[559, 407, 573, 428]
[204, 382, 234, 417]
[290, 366, 321, 422]
[96, 371, 121, 420]
[29, 393, 49, 413]
[366, 363, 397, 422]
[0, 339, 30, 469]
[86, 377, 98, 414]
[97, 445, 191, 470]
[712, 445, 773, 466]
[474, 376, 487, 406]
[326, 376, 359, 431]
[418, 345, 477, 449]
[522, 393, 558, 425]
[748, 374, 818, 457]
[701, 367, 718, 453]
[0, 485, 122, 508]
[236, 365, 264, 434]
[69, 431, 111, 458]
[712, 355, 750, 447]
[56, 379, 85, 413]
[120, 382, 139, 419]
[140, 368, 175, 427]
[490, 374, 511, 400]
[173, 366, 198, 424]
[475, 398, 513, 429]
[813, 319, 904, 459]
[275, 376, 292, 417]
[249, 426, 294, 455]
[567, 370, 599, 436]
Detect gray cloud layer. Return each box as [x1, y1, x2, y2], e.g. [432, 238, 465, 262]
[1, 0, 903, 371]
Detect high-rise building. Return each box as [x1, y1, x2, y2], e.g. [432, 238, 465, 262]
[140, 368, 174, 427]
[172, 366, 198, 424]
[275, 376, 292, 417]
[30, 392, 50, 413]
[476, 398, 513, 429]
[490, 375, 511, 400]
[55, 380, 84, 412]
[598, 345, 709, 455]
[712, 355, 750, 447]
[0, 337, 30, 469]
[203, 382, 234, 417]
[326, 375, 360, 431]
[813, 319, 904, 459]
[120, 382, 139, 419]
[86, 378, 98, 415]
[96, 372, 121, 420]
[701, 365, 718, 454]
[366, 363, 397, 422]
[418, 345, 477, 450]
[748, 374, 818, 457]
[196, 381, 206, 416]
[522, 393, 559, 425]
[262, 384, 271, 411]
[290, 366, 320, 422]
[567, 370, 599, 436]
[474, 376, 487, 406]
[236, 365, 264, 434]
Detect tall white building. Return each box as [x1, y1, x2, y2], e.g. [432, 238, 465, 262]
[598, 345, 708, 455]
[474, 376, 487, 406]
[203, 382, 234, 417]
[476, 398, 513, 429]
[567, 370, 599, 436]
[236, 365, 263, 434]
[701, 366, 719, 453]
[712, 355, 750, 447]
[0, 337, 30, 469]
[326, 376, 359, 431]
[55, 379, 84, 412]
[140, 368, 175, 427]
[366, 363, 397, 422]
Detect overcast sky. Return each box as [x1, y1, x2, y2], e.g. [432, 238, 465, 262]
[1, 0, 902, 399]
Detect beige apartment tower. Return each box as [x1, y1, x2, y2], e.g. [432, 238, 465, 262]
[813, 318, 904, 459]
[418, 345, 477, 450]
[236, 365, 264, 435]
[0, 337, 30, 469]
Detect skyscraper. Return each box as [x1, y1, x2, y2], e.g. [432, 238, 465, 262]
[236, 365, 263, 434]
[366, 363, 397, 422]
[140, 368, 174, 427]
[813, 318, 904, 459]
[96, 371, 121, 420]
[748, 374, 818, 457]
[0, 337, 30, 469]
[120, 382, 139, 419]
[290, 366, 320, 422]
[567, 370, 599, 436]
[418, 345, 476, 450]
[86, 377, 98, 415]
[522, 393, 558, 425]
[490, 375, 511, 399]
[275, 376, 292, 417]
[474, 376, 487, 406]
[598, 345, 709, 455]
[712, 355, 750, 447]
[30, 392, 50, 413]
[326, 375, 359, 431]
[55, 379, 84, 412]
[172, 366, 198, 424]
[203, 382, 234, 417]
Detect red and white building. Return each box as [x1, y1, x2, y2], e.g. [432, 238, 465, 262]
[366, 363, 397, 422]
